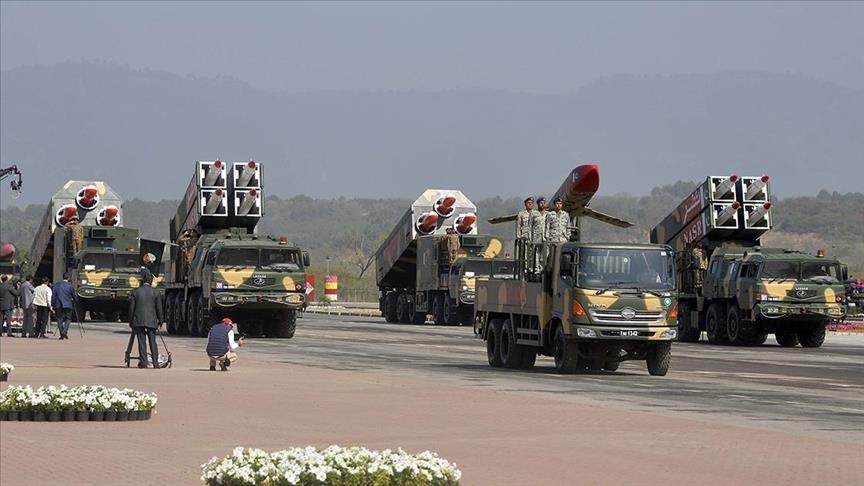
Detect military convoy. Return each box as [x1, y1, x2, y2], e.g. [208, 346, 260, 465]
[475, 165, 679, 375]
[651, 174, 847, 347]
[374, 190, 507, 325]
[161, 160, 309, 338]
[25, 181, 162, 321]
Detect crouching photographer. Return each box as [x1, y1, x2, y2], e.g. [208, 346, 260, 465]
[206, 317, 244, 371]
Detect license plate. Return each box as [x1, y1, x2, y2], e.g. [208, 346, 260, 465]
[621, 330, 639, 337]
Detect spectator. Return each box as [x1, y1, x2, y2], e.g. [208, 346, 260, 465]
[206, 317, 244, 371]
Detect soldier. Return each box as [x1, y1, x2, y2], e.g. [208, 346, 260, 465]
[67, 217, 84, 255]
[530, 196, 547, 276]
[515, 197, 534, 240]
[445, 228, 460, 262]
[545, 197, 571, 244]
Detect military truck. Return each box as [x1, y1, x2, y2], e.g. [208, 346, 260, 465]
[162, 160, 309, 338]
[651, 174, 847, 347]
[476, 167, 678, 376]
[26, 181, 162, 321]
[375, 190, 506, 325]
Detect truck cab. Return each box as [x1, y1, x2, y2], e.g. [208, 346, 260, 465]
[475, 242, 678, 376]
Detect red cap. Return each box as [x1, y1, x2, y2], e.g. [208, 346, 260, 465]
[222, 317, 233, 326]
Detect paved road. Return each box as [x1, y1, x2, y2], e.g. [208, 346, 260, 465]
[152, 314, 864, 443]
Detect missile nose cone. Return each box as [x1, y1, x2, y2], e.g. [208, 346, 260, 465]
[214, 159, 222, 168]
[434, 195, 457, 217]
[455, 213, 477, 234]
[417, 212, 439, 234]
[761, 175, 770, 183]
[571, 164, 600, 194]
[247, 160, 256, 169]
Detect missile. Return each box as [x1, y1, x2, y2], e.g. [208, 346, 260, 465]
[97, 205, 120, 226]
[416, 212, 439, 234]
[714, 201, 741, 226]
[203, 159, 224, 186]
[712, 174, 738, 200]
[236, 189, 258, 216]
[0, 243, 16, 261]
[204, 188, 224, 215]
[236, 160, 258, 187]
[434, 195, 457, 217]
[76, 185, 100, 209]
[747, 202, 772, 227]
[454, 213, 477, 234]
[745, 175, 770, 200]
[56, 204, 79, 226]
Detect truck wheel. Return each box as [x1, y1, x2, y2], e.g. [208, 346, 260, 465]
[797, 325, 826, 348]
[499, 319, 524, 369]
[676, 302, 701, 342]
[486, 318, 503, 367]
[603, 361, 620, 372]
[432, 293, 446, 326]
[586, 359, 604, 371]
[409, 299, 427, 324]
[518, 346, 537, 369]
[383, 292, 398, 323]
[175, 294, 188, 335]
[726, 304, 747, 346]
[443, 297, 460, 326]
[752, 332, 768, 346]
[187, 293, 200, 337]
[553, 326, 579, 374]
[774, 330, 799, 347]
[395, 293, 410, 324]
[196, 293, 209, 337]
[706, 304, 728, 345]
[647, 342, 671, 376]
[273, 310, 297, 338]
[165, 295, 176, 334]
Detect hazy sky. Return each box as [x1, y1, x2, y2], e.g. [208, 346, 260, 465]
[2, 1, 862, 93]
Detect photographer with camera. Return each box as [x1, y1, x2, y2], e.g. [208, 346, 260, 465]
[206, 317, 244, 371]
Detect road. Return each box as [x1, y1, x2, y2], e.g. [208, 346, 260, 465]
[159, 314, 864, 443]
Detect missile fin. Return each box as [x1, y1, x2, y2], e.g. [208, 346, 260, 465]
[574, 207, 634, 228]
[488, 213, 518, 224]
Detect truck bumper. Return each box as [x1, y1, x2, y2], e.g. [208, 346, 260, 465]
[757, 303, 845, 320]
[211, 291, 307, 310]
[77, 288, 133, 308]
[569, 323, 678, 341]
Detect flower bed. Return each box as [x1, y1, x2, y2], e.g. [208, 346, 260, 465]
[0, 362, 13, 382]
[0, 385, 157, 421]
[201, 446, 462, 485]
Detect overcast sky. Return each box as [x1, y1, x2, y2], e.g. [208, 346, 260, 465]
[2, 1, 862, 93]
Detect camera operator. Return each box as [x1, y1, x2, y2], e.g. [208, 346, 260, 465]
[206, 317, 244, 371]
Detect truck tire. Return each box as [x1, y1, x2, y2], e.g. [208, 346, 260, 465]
[409, 299, 427, 324]
[518, 346, 537, 369]
[553, 326, 580, 374]
[797, 325, 826, 348]
[751, 332, 768, 346]
[432, 293, 446, 326]
[272, 310, 297, 338]
[443, 297, 460, 326]
[706, 304, 728, 345]
[603, 361, 620, 372]
[165, 295, 176, 334]
[383, 292, 398, 323]
[196, 293, 209, 337]
[677, 302, 701, 343]
[187, 292, 200, 337]
[395, 293, 410, 324]
[726, 304, 747, 346]
[774, 330, 799, 347]
[486, 318, 503, 367]
[647, 342, 671, 376]
[499, 319, 524, 369]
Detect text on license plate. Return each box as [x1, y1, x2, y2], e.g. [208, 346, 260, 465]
[621, 330, 639, 337]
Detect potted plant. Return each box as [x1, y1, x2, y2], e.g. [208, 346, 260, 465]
[0, 363, 13, 382]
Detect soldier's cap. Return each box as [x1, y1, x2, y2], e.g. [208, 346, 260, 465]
[536, 197, 546, 203]
[553, 197, 562, 204]
[524, 197, 534, 203]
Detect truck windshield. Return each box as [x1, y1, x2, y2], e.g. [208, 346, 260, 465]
[577, 248, 674, 291]
[114, 254, 141, 273]
[762, 261, 841, 283]
[216, 248, 303, 271]
[81, 253, 113, 271]
[456, 259, 516, 278]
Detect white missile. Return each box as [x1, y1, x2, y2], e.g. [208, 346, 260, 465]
[747, 202, 772, 227]
[55, 204, 79, 226]
[712, 174, 738, 200]
[97, 205, 120, 226]
[204, 188, 224, 215]
[454, 213, 477, 234]
[203, 159, 224, 186]
[714, 201, 741, 226]
[416, 212, 439, 234]
[745, 175, 770, 200]
[236, 189, 258, 216]
[76, 185, 100, 209]
[434, 195, 457, 217]
[236, 160, 258, 187]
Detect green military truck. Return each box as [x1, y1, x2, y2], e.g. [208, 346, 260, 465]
[163, 160, 309, 338]
[375, 189, 506, 325]
[651, 174, 847, 347]
[26, 181, 163, 321]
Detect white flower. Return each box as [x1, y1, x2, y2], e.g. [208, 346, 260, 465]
[0, 362, 14, 374]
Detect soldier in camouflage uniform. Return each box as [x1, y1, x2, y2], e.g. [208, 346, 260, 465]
[529, 197, 547, 276]
[515, 197, 534, 240]
[545, 197, 571, 244]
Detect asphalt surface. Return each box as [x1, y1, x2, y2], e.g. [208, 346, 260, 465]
[159, 314, 864, 443]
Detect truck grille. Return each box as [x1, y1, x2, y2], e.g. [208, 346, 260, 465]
[787, 289, 817, 299]
[588, 308, 666, 325]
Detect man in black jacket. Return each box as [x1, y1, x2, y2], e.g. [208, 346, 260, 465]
[0, 275, 19, 337]
[128, 271, 164, 369]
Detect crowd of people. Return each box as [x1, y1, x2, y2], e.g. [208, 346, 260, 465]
[0, 273, 75, 339]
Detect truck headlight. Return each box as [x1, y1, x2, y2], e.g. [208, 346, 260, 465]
[576, 327, 596, 338]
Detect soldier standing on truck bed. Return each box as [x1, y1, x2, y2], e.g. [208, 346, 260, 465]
[445, 228, 460, 262]
[545, 197, 570, 244]
[530, 197, 547, 276]
[516, 197, 534, 240]
[67, 217, 84, 256]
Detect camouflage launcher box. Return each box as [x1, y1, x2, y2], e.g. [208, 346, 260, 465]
[375, 189, 479, 289]
[171, 160, 264, 239]
[651, 174, 773, 251]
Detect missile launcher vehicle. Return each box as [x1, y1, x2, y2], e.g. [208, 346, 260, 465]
[651, 174, 847, 347]
[26, 181, 163, 321]
[375, 190, 507, 325]
[475, 165, 678, 376]
[162, 160, 309, 338]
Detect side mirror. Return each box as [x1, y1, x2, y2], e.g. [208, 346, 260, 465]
[840, 265, 848, 282]
[302, 252, 311, 267]
[560, 254, 573, 277]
